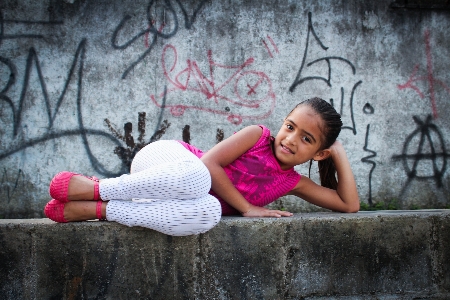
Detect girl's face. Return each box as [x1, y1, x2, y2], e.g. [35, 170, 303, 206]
[273, 105, 330, 170]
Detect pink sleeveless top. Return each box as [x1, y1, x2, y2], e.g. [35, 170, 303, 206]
[179, 125, 301, 215]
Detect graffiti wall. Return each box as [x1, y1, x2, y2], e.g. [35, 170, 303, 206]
[1, 0, 450, 217]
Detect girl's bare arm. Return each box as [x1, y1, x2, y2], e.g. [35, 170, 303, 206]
[288, 141, 360, 213]
[201, 125, 293, 217]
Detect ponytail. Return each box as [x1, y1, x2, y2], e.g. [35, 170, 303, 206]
[318, 157, 338, 190]
[309, 158, 338, 190]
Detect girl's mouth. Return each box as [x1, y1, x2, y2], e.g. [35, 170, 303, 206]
[281, 144, 294, 154]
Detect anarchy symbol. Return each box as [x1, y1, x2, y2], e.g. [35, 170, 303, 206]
[393, 115, 448, 191]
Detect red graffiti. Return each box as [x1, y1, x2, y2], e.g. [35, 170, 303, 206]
[398, 30, 450, 119]
[144, 21, 164, 48]
[262, 35, 279, 58]
[150, 44, 276, 125]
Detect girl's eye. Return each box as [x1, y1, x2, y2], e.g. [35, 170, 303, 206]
[303, 136, 311, 143]
[286, 124, 293, 130]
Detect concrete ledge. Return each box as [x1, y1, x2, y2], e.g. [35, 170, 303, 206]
[1, 210, 450, 299]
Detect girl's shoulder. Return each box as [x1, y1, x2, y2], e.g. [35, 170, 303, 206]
[232, 125, 269, 152]
[251, 125, 271, 149]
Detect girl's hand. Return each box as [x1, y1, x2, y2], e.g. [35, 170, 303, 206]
[329, 140, 345, 158]
[242, 205, 293, 218]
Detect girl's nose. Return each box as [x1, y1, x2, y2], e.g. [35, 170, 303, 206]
[285, 134, 296, 145]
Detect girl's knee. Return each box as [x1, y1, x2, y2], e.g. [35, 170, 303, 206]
[179, 160, 211, 192]
[202, 195, 222, 228]
[179, 196, 221, 235]
[185, 214, 221, 235]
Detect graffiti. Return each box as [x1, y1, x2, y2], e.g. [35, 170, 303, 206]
[361, 104, 376, 204]
[0, 169, 24, 203]
[1, 4, 177, 177]
[361, 125, 377, 205]
[393, 115, 449, 195]
[112, 1, 276, 125]
[0, 9, 63, 136]
[111, 0, 208, 79]
[398, 30, 450, 119]
[216, 129, 224, 143]
[395, 29, 450, 196]
[0, 9, 63, 46]
[328, 82, 362, 135]
[289, 12, 362, 135]
[285, 11, 371, 199]
[363, 103, 375, 114]
[262, 35, 279, 58]
[289, 12, 357, 90]
[0, 39, 127, 176]
[182, 125, 191, 144]
[182, 126, 225, 145]
[105, 113, 171, 172]
[174, 0, 208, 29]
[150, 44, 276, 125]
[104, 88, 170, 171]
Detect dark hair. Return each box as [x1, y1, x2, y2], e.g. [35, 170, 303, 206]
[289, 97, 343, 189]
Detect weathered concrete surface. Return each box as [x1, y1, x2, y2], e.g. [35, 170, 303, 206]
[1, 0, 450, 218]
[1, 210, 449, 299]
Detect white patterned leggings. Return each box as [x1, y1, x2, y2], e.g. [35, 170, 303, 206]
[100, 140, 222, 236]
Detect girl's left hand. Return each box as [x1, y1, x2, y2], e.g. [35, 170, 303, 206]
[329, 140, 344, 157]
[242, 205, 293, 218]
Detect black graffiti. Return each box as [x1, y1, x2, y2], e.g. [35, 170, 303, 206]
[363, 103, 374, 114]
[289, 12, 362, 135]
[0, 9, 63, 135]
[1, 42, 90, 135]
[104, 87, 170, 172]
[393, 115, 449, 194]
[0, 39, 129, 176]
[182, 125, 191, 144]
[175, 0, 207, 29]
[361, 124, 377, 205]
[216, 128, 224, 143]
[105, 114, 171, 172]
[289, 12, 356, 91]
[0, 9, 63, 46]
[330, 82, 362, 135]
[12, 47, 57, 135]
[111, 0, 208, 79]
[0, 56, 16, 121]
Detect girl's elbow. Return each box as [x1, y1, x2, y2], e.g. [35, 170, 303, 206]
[348, 204, 360, 213]
[346, 200, 360, 213]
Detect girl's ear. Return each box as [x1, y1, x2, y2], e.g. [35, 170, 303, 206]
[313, 149, 331, 161]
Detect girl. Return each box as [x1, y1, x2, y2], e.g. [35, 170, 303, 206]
[44, 97, 359, 236]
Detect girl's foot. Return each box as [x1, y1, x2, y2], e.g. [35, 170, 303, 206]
[64, 200, 107, 221]
[67, 176, 98, 201]
[49, 171, 100, 202]
[44, 199, 107, 222]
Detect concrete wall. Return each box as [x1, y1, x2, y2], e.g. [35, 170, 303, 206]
[1, 211, 450, 299]
[1, 0, 450, 218]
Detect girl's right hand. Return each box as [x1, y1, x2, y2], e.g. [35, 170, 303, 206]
[241, 205, 293, 218]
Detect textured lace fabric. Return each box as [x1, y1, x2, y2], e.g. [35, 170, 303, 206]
[101, 140, 221, 236]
